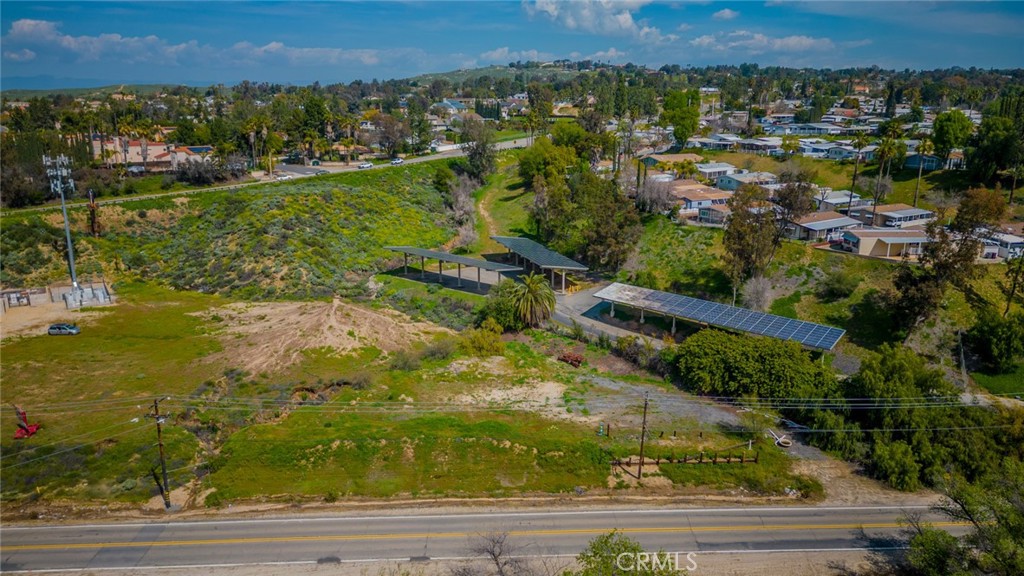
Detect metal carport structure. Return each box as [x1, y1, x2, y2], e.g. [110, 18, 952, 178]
[490, 236, 588, 292]
[385, 246, 521, 290]
[593, 282, 845, 351]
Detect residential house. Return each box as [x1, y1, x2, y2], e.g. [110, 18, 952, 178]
[698, 204, 731, 225]
[716, 171, 777, 191]
[815, 189, 869, 213]
[905, 153, 943, 171]
[991, 232, 1024, 259]
[674, 187, 732, 216]
[769, 122, 845, 136]
[640, 153, 704, 170]
[695, 162, 737, 180]
[841, 228, 930, 258]
[849, 203, 935, 228]
[787, 211, 862, 241]
[826, 144, 877, 162]
[737, 137, 783, 154]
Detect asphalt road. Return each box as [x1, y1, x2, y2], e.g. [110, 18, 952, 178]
[0, 505, 964, 572]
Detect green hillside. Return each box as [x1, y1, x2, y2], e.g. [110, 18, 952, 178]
[0, 162, 456, 298]
[1, 84, 187, 99]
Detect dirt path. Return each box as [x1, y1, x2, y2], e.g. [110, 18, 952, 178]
[476, 174, 501, 254]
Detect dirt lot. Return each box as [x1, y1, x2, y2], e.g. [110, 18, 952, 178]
[195, 299, 452, 373]
[0, 298, 108, 340]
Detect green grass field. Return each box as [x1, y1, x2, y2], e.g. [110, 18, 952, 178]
[0, 281, 809, 507]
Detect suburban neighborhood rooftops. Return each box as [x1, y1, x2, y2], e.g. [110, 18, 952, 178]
[645, 153, 704, 164]
[794, 211, 862, 231]
[695, 162, 736, 170]
[844, 229, 930, 243]
[490, 236, 588, 271]
[879, 206, 934, 218]
[722, 171, 776, 182]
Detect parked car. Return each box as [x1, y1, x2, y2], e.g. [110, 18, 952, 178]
[48, 323, 80, 336]
[315, 169, 330, 175]
[275, 174, 292, 181]
[390, 158, 404, 165]
[358, 162, 373, 169]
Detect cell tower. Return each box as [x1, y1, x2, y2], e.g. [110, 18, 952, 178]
[43, 154, 81, 295]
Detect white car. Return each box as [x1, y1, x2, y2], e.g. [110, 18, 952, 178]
[358, 162, 373, 169]
[390, 158, 404, 165]
[275, 174, 292, 181]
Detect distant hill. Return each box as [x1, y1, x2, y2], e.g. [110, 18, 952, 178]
[407, 65, 582, 86]
[1, 79, 207, 99]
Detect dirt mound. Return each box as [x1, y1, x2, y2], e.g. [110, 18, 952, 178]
[199, 299, 450, 373]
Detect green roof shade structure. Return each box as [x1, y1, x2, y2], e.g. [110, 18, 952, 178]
[385, 246, 521, 290]
[490, 236, 588, 271]
[593, 282, 846, 351]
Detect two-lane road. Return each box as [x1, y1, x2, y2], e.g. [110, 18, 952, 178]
[0, 505, 962, 573]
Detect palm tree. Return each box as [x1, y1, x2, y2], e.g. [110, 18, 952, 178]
[846, 132, 871, 214]
[913, 138, 935, 207]
[512, 272, 556, 327]
[1007, 161, 1024, 206]
[871, 137, 899, 222]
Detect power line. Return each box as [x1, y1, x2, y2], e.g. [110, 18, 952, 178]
[0, 419, 140, 462]
[3, 424, 150, 469]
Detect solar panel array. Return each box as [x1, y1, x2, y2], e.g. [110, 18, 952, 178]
[593, 282, 845, 351]
[385, 246, 522, 272]
[491, 236, 589, 271]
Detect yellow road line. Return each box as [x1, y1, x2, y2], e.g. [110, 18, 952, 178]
[0, 521, 969, 552]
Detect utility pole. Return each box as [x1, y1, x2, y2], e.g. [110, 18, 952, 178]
[146, 397, 172, 509]
[637, 392, 650, 480]
[43, 155, 80, 294]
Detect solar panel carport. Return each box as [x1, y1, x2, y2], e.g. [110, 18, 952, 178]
[386, 246, 521, 290]
[593, 282, 845, 351]
[491, 236, 587, 292]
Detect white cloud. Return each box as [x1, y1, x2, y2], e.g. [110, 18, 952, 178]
[478, 46, 552, 63]
[3, 48, 36, 62]
[712, 8, 740, 20]
[524, 0, 676, 44]
[676, 23, 693, 32]
[0, 18, 416, 72]
[689, 30, 834, 54]
[587, 47, 627, 61]
[4, 18, 201, 66]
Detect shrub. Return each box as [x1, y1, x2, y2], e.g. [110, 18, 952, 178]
[817, 268, 861, 301]
[569, 320, 589, 343]
[459, 317, 505, 356]
[422, 337, 456, 361]
[478, 279, 526, 332]
[389, 349, 421, 371]
[344, 370, 374, 390]
[558, 351, 584, 368]
[967, 308, 1024, 373]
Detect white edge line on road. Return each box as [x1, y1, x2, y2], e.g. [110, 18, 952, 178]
[0, 547, 909, 574]
[1, 505, 933, 531]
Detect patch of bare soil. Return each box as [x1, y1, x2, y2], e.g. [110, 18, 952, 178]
[792, 458, 941, 506]
[0, 299, 108, 340]
[450, 373, 594, 423]
[197, 299, 451, 374]
[607, 461, 675, 489]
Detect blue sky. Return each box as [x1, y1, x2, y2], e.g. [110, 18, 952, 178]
[2, 1, 1022, 89]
